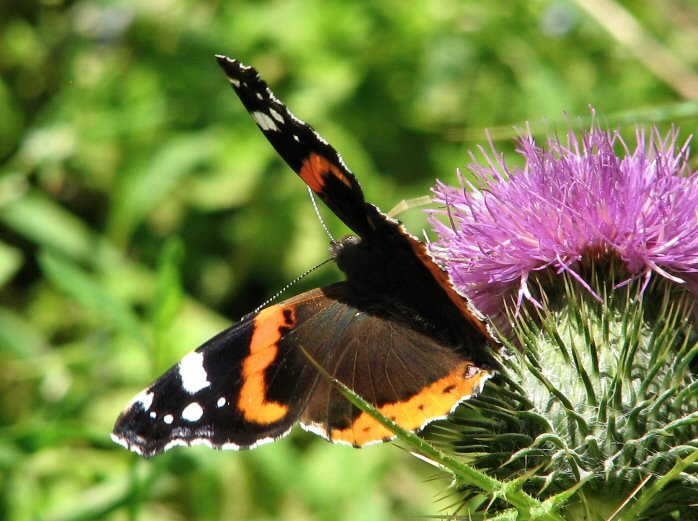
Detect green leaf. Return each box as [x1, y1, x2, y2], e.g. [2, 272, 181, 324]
[39, 251, 148, 346]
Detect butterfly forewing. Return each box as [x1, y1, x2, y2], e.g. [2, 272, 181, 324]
[216, 56, 372, 237]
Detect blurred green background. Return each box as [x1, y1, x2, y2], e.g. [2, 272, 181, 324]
[1, 1, 697, 520]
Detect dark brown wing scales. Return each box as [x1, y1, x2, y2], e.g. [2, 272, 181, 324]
[285, 284, 492, 446]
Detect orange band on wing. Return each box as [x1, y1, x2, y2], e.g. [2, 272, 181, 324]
[300, 153, 353, 193]
[330, 362, 489, 446]
[238, 306, 296, 424]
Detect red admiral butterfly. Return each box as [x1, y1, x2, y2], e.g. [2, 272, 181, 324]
[111, 56, 497, 457]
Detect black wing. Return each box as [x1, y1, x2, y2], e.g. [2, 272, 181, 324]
[216, 56, 372, 237]
[216, 55, 496, 363]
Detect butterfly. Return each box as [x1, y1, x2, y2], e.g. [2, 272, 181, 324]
[111, 55, 497, 457]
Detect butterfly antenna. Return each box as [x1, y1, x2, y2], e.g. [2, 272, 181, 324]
[252, 257, 334, 314]
[252, 188, 336, 315]
[308, 186, 336, 244]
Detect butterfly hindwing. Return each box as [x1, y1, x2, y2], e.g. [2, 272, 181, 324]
[296, 286, 490, 446]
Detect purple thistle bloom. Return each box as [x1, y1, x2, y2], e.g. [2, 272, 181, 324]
[429, 124, 698, 326]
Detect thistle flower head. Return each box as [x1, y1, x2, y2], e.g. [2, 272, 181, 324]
[426, 122, 698, 520]
[430, 125, 698, 328]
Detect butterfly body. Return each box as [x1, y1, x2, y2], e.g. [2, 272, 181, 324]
[111, 56, 496, 457]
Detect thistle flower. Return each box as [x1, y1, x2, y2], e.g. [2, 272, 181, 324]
[426, 123, 698, 520]
[430, 125, 698, 329]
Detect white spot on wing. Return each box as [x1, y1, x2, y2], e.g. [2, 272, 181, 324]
[164, 425, 295, 452]
[110, 433, 130, 450]
[300, 421, 329, 439]
[217, 397, 226, 408]
[163, 438, 188, 452]
[111, 421, 296, 455]
[300, 421, 357, 447]
[223, 424, 294, 450]
[252, 111, 279, 132]
[178, 351, 210, 394]
[256, 92, 263, 100]
[228, 77, 241, 88]
[163, 414, 174, 424]
[149, 411, 157, 419]
[269, 108, 284, 123]
[134, 390, 154, 411]
[182, 402, 204, 422]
